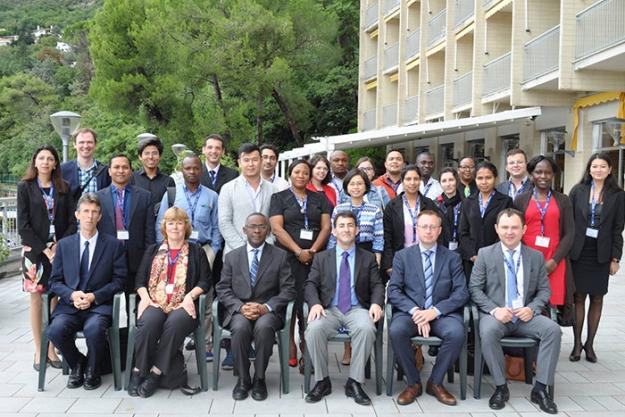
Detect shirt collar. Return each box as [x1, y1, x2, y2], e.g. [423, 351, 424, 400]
[500, 242, 522, 256]
[419, 243, 437, 254]
[139, 167, 161, 178]
[79, 231, 98, 247]
[336, 244, 356, 258]
[247, 242, 265, 255]
[78, 160, 97, 172]
[206, 163, 221, 174]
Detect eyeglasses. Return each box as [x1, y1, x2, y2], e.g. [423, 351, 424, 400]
[359, 167, 374, 172]
[417, 225, 441, 231]
[245, 224, 268, 230]
[459, 165, 475, 170]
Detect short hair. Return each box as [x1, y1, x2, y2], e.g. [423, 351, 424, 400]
[400, 164, 422, 182]
[333, 210, 358, 227]
[416, 151, 434, 160]
[356, 156, 376, 171]
[245, 212, 268, 224]
[76, 192, 101, 211]
[73, 128, 97, 143]
[182, 154, 201, 166]
[259, 144, 279, 158]
[527, 155, 558, 174]
[237, 143, 260, 158]
[386, 150, 404, 161]
[138, 137, 164, 156]
[416, 209, 443, 225]
[287, 159, 311, 177]
[160, 207, 192, 240]
[203, 133, 225, 148]
[309, 154, 332, 184]
[506, 148, 527, 161]
[109, 154, 132, 167]
[342, 168, 371, 196]
[496, 208, 525, 226]
[475, 161, 498, 178]
[439, 167, 459, 182]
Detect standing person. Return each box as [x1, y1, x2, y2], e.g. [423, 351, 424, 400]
[434, 168, 463, 251]
[61, 128, 111, 204]
[17, 145, 76, 371]
[200, 133, 238, 194]
[568, 153, 624, 363]
[469, 209, 561, 414]
[269, 159, 332, 371]
[456, 157, 477, 198]
[416, 151, 443, 200]
[373, 150, 405, 200]
[329, 150, 350, 193]
[131, 136, 175, 208]
[354, 156, 388, 209]
[260, 144, 290, 191]
[496, 149, 531, 200]
[306, 154, 337, 207]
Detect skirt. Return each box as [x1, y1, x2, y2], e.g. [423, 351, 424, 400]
[572, 237, 611, 296]
[21, 251, 51, 294]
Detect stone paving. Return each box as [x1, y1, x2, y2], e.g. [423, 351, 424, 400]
[1, 271, 625, 417]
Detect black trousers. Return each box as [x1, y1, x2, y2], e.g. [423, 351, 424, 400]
[287, 254, 310, 339]
[134, 306, 197, 376]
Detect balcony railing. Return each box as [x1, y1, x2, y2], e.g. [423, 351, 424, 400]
[425, 84, 445, 116]
[364, 56, 377, 79]
[405, 30, 420, 60]
[0, 197, 21, 249]
[428, 9, 447, 47]
[363, 110, 376, 131]
[384, 42, 399, 71]
[482, 52, 511, 97]
[383, 104, 398, 126]
[483, 0, 498, 10]
[365, 2, 378, 28]
[405, 95, 419, 122]
[524, 25, 560, 82]
[384, 0, 400, 15]
[454, 0, 475, 28]
[453, 71, 473, 108]
[575, 0, 625, 60]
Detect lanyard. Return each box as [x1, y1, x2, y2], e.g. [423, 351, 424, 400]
[422, 179, 432, 197]
[590, 182, 601, 227]
[478, 192, 494, 218]
[36, 179, 55, 222]
[290, 188, 309, 230]
[452, 201, 462, 241]
[508, 179, 528, 199]
[184, 186, 201, 224]
[533, 189, 552, 236]
[167, 249, 181, 284]
[331, 177, 342, 193]
[386, 176, 400, 193]
[504, 250, 522, 298]
[112, 187, 127, 227]
[403, 194, 420, 244]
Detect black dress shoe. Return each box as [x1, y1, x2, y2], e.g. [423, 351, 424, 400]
[345, 378, 371, 406]
[251, 378, 268, 401]
[232, 378, 252, 400]
[138, 371, 160, 398]
[127, 369, 143, 397]
[305, 377, 332, 403]
[83, 367, 101, 390]
[66, 357, 86, 389]
[185, 339, 196, 351]
[531, 388, 558, 414]
[489, 385, 509, 410]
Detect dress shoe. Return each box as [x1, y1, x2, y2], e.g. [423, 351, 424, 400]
[66, 357, 86, 389]
[185, 339, 196, 351]
[232, 378, 252, 400]
[84, 367, 101, 390]
[569, 344, 582, 362]
[426, 380, 457, 406]
[489, 384, 509, 410]
[138, 371, 160, 398]
[345, 378, 371, 405]
[531, 388, 558, 414]
[397, 383, 422, 405]
[251, 377, 268, 401]
[305, 377, 332, 403]
[127, 369, 143, 397]
[428, 346, 439, 357]
[584, 343, 597, 363]
[33, 355, 41, 372]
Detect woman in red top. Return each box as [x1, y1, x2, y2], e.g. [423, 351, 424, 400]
[306, 154, 337, 207]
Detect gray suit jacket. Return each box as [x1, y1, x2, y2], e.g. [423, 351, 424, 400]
[216, 243, 295, 327]
[468, 242, 551, 317]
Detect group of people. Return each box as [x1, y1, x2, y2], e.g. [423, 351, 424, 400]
[16, 128, 624, 413]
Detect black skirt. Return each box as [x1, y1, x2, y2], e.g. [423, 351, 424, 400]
[572, 236, 611, 295]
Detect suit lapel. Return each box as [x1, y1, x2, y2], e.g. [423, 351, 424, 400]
[432, 246, 444, 288]
[521, 245, 531, 303]
[329, 250, 338, 296]
[579, 185, 590, 222]
[484, 192, 503, 219]
[87, 235, 106, 283]
[353, 248, 362, 288]
[495, 245, 506, 295]
[100, 187, 115, 227]
[128, 185, 138, 224]
[73, 234, 81, 286]
[241, 247, 251, 288]
[253, 245, 271, 287]
[598, 189, 614, 226]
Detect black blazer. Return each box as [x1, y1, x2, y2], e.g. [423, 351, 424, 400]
[201, 164, 238, 194]
[458, 190, 513, 261]
[17, 180, 76, 257]
[569, 183, 625, 263]
[96, 185, 155, 275]
[61, 159, 111, 202]
[304, 247, 385, 309]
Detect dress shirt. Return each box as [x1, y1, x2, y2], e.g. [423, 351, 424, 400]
[490, 242, 525, 315]
[420, 177, 443, 200]
[79, 231, 99, 271]
[508, 177, 530, 200]
[111, 185, 132, 229]
[265, 174, 290, 192]
[206, 163, 221, 177]
[332, 245, 359, 308]
[244, 179, 263, 212]
[408, 243, 441, 317]
[246, 242, 265, 270]
[131, 168, 175, 206]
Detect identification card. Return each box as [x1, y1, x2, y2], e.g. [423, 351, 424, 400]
[448, 241, 458, 251]
[190, 230, 199, 240]
[535, 235, 550, 248]
[49, 224, 55, 235]
[117, 230, 129, 240]
[585, 227, 598, 238]
[512, 298, 524, 310]
[300, 229, 313, 240]
[165, 284, 174, 294]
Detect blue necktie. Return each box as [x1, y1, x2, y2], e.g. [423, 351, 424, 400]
[506, 249, 519, 323]
[79, 241, 90, 291]
[250, 248, 259, 288]
[337, 251, 351, 314]
[208, 170, 216, 188]
[423, 250, 433, 309]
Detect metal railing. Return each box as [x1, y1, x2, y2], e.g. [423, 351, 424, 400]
[364, 56, 377, 79]
[363, 110, 376, 131]
[454, 0, 475, 28]
[483, 0, 498, 10]
[383, 104, 398, 126]
[425, 84, 445, 116]
[384, 42, 399, 71]
[453, 71, 473, 108]
[404, 95, 419, 122]
[575, 0, 625, 60]
[365, 2, 379, 28]
[524, 25, 560, 82]
[482, 52, 511, 96]
[405, 30, 420, 60]
[384, 0, 400, 15]
[428, 9, 447, 47]
[0, 197, 21, 249]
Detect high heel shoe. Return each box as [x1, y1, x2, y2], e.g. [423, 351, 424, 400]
[47, 356, 63, 369]
[569, 345, 582, 362]
[583, 343, 597, 363]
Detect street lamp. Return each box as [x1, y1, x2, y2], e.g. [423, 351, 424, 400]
[137, 132, 158, 142]
[50, 111, 81, 162]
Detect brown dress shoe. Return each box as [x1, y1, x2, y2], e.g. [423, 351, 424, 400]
[397, 383, 422, 405]
[426, 381, 457, 406]
[414, 345, 424, 371]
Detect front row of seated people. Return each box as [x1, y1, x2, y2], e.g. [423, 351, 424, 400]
[46, 194, 560, 414]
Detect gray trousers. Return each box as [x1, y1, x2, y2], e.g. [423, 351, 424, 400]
[305, 307, 376, 383]
[479, 314, 561, 386]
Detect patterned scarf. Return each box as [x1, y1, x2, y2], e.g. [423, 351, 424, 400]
[147, 241, 189, 313]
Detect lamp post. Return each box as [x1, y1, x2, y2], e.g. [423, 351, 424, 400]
[137, 132, 158, 143]
[50, 111, 81, 162]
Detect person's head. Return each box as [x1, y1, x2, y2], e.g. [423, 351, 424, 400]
[356, 156, 377, 181]
[73, 128, 97, 160]
[495, 208, 527, 249]
[160, 207, 192, 243]
[202, 133, 225, 166]
[527, 155, 558, 191]
[505, 149, 528, 179]
[243, 212, 270, 248]
[581, 152, 620, 191]
[416, 151, 435, 179]
[181, 155, 202, 186]
[137, 137, 164, 171]
[385, 150, 405, 176]
[332, 210, 359, 247]
[343, 168, 371, 200]
[458, 157, 475, 182]
[237, 143, 261, 179]
[416, 210, 443, 246]
[260, 144, 279, 175]
[400, 164, 422, 195]
[439, 167, 458, 197]
[287, 159, 311, 190]
[330, 150, 349, 178]
[309, 154, 332, 185]
[75, 193, 102, 234]
[108, 154, 132, 188]
[475, 161, 498, 194]
[22, 145, 68, 194]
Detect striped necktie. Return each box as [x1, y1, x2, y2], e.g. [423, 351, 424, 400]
[250, 248, 260, 288]
[423, 250, 433, 309]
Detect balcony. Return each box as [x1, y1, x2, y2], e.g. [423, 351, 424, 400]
[524, 26, 559, 83]
[384, 42, 399, 71]
[482, 52, 511, 97]
[365, 2, 378, 29]
[425, 84, 444, 117]
[364, 56, 377, 79]
[384, 0, 400, 15]
[383, 104, 397, 126]
[428, 9, 447, 47]
[363, 110, 376, 131]
[404, 95, 419, 122]
[575, 0, 625, 62]
[405, 30, 420, 60]
[453, 71, 473, 109]
[483, 0, 498, 10]
[454, 0, 474, 29]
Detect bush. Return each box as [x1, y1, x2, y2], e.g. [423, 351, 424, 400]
[0, 234, 8, 263]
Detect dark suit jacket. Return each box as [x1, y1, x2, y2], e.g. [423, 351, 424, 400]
[17, 180, 76, 257]
[96, 185, 155, 274]
[568, 183, 625, 263]
[61, 159, 111, 202]
[201, 164, 238, 194]
[50, 233, 126, 316]
[216, 243, 295, 327]
[496, 179, 531, 198]
[304, 247, 385, 309]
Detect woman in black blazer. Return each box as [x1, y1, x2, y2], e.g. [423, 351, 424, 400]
[568, 152, 624, 363]
[17, 145, 76, 371]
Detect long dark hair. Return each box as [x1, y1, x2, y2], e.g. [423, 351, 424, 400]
[22, 145, 68, 194]
[579, 152, 621, 193]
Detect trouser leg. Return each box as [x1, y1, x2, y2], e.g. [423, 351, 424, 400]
[134, 306, 167, 375]
[154, 308, 197, 376]
[479, 315, 508, 386]
[429, 316, 465, 385]
[252, 313, 282, 380]
[46, 313, 84, 369]
[230, 314, 254, 383]
[82, 312, 112, 373]
[343, 308, 376, 383]
[389, 313, 421, 385]
[304, 308, 341, 382]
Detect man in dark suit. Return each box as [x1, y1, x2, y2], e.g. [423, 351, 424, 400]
[469, 208, 561, 414]
[304, 211, 385, 405]
[388, 210, 468, 406]
[47, 193, 126, 390]
[216, 213, 295, 401]
[495, 149, 530, 199]
[200, 133, 238, 194]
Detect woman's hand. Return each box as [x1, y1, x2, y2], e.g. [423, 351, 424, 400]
[178, 294, 197, 319]
[297, 249, 313, 265]
[610, 260, 620, 276]
[545, 259, 557, 274]
[137, 297, 159, 319]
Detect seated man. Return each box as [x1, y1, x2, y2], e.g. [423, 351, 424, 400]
[304, 211, 384, 405]
[469, 208, 561, 414]
[216, 213, 295, 401]
[47, 193, 126, 390]
[387, 210, 468, 406]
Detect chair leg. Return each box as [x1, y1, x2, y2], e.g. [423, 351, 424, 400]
[375, 339, 383, 396]
[278, 330, 290, 394]
[194, 326, 208, 392]
[304, 346, 312, 394]
[460, 337, 467, 401]
[38, 334, 49, 392]
[211, 328, 221, 391]
[473, 339, 482, 399]
[365, 358, 371, 379]
[108, 328, 122, 391]
[523, 347, 533, 385]
[124, 327, 135, 390]
[385, 340, 395, 396]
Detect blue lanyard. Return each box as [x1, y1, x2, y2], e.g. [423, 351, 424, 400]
[386, 176, 400, 193]
[533, 189, 551, 236]
[403, 194, 420, 244]
[36, 179, 55, 222]
[478, 192, 494, 218]
[508, 179, 528, 199]
[590, 182, 601, 227]
[452, 201, 462, 241]
[504, 250, 522, 297]
[184, 186, 201, 224]
[422, 179, 432, 196]
[290, 188, 309, 230]
[167, 249, 181, 284]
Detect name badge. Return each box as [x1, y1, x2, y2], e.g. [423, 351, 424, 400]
[448, 241, 458, 251]
[190, 230, 199, 240]
[165, 284, 174, 294]
[585, 227, 598, 238]
[535, 236, 550, 248]
[512, 298, 524, 310]
[49, 224, 55, 235]
[117, 230, 129, 240]
[300, 229, 313, 240]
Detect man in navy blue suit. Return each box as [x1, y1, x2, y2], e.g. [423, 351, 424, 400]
[387, 210, 468, 406]
[47, 193, 126, 390]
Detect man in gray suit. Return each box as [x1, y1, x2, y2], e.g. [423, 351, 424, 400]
[216, 213, 295, 401]
[304, 211, 385, 405]
[469, 208, 560, 414]
[495, 149, 530, 199]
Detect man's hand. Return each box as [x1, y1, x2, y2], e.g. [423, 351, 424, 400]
[417, 322, 431, 338]
[493, 307, 514, 323]
[177, 294, 196, 319]
[240, 303, 260, 321]
[513, 307, 533, 322]
[369, 303, 383, 322]
[308, 304, 326, 322]
[71, 291, 94, 310]
[414, 308, 438, 325]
